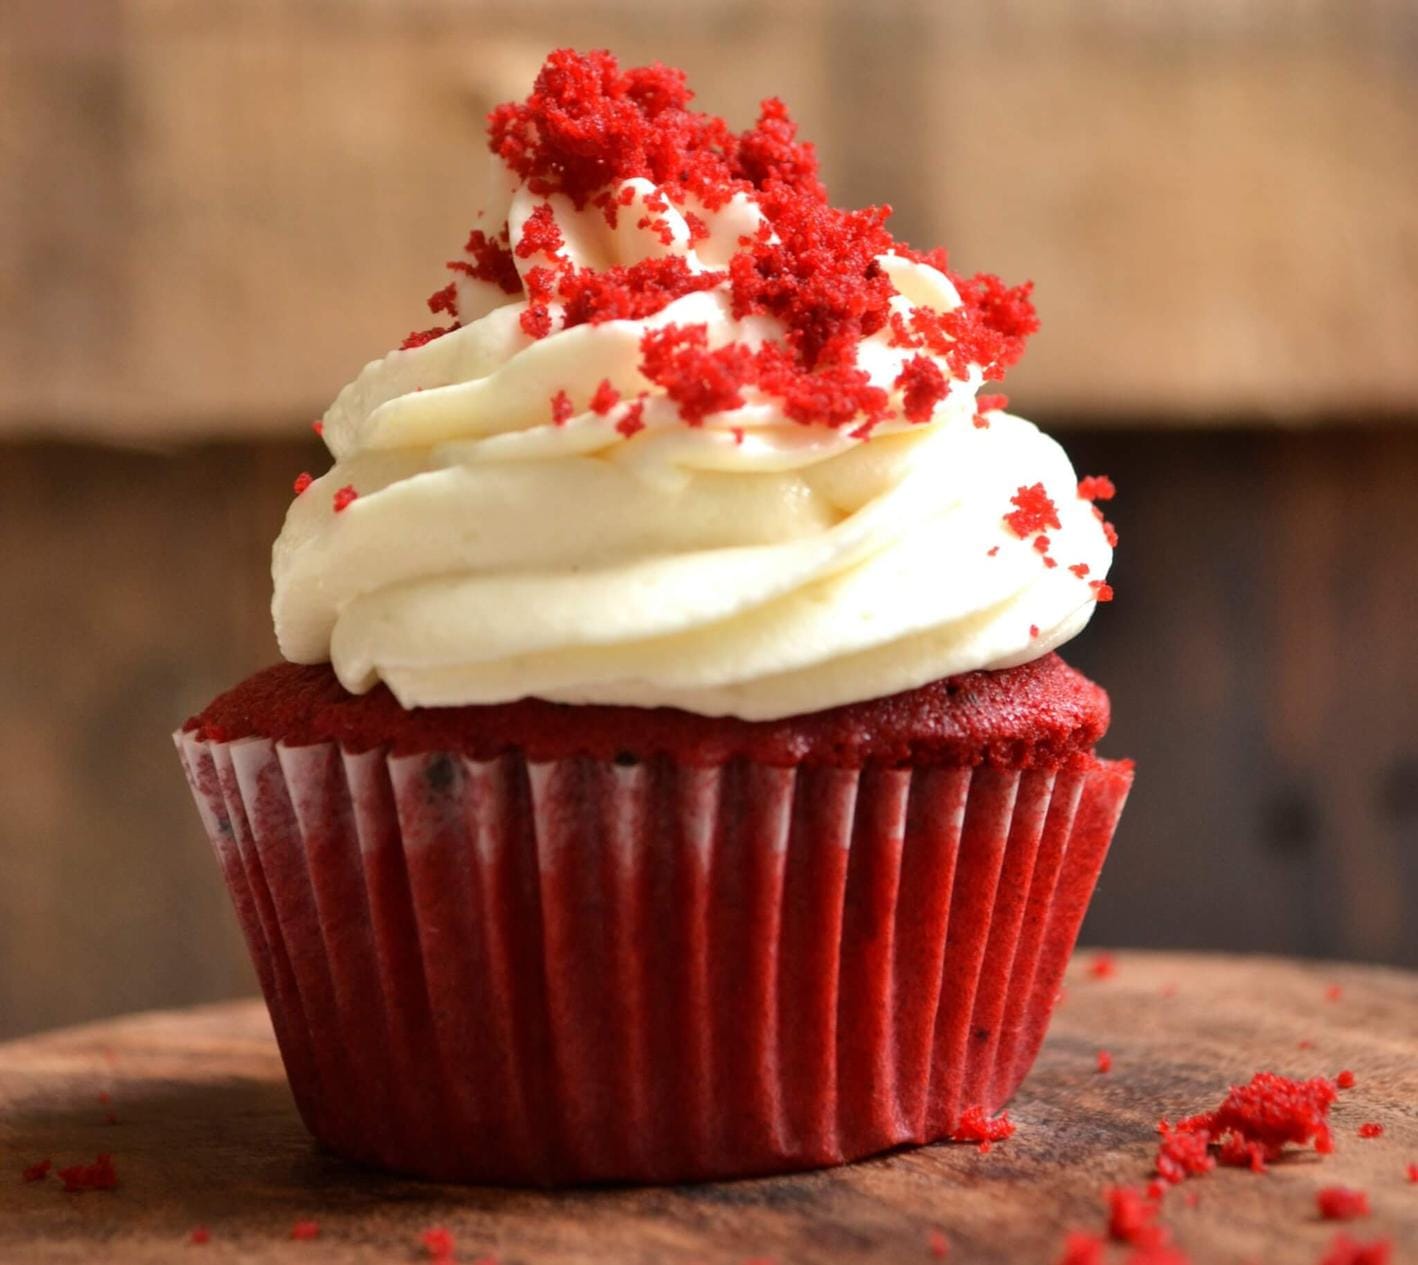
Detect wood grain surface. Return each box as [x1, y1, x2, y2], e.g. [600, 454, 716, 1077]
[0, 951, 1413, 1264]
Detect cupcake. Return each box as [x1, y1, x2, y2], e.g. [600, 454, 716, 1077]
[176, 48, 1131, 1185]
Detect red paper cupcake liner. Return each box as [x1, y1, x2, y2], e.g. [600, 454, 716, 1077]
[175, 731, 1131, 1185]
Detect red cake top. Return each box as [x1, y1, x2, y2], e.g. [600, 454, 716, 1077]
[186, 654, 1111, 770]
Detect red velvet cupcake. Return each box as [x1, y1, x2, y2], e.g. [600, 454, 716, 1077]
[176, 49, 1130, 1185]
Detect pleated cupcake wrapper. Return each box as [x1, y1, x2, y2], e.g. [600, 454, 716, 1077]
[174, 731, 1132, 1185]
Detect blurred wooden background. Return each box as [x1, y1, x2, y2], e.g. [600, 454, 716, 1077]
[2, 0, 1416, 1039]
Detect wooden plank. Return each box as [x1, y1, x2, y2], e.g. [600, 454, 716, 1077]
[2, 2, 1415, 435]
[0, 952, 1413, 1262]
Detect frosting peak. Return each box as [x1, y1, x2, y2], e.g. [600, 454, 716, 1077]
[272, 49, 1116, 719]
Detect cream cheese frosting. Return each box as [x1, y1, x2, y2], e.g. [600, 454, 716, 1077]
[272, 55, 1115, 720]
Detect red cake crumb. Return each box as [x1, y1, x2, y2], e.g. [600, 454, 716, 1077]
[1087, 953, 1117, 980]
[1326, 984, 1344, 1002]
[1299, 1039, 1316, 1050]
[1090, 581, 1115, 603]
[1033, 535, 1052, 555]
[556, 257, 723, 332]
[292, 472, 313, 496]
[951, 1105, 1015, 1153]
[976, 392, 1008, 415]
[21, 1158, 51, 1182]
[928, 1227, 950, 1258]
[1077, 475, 1116, 502]
[401, 324, 457, 350]
[1105, 1186, 1162, 1246]
[189, 1226, 211, 1245]
[311, 419, 324, 437]
[640, 323, 754, 423]
[590, 379, 620, 414]
[1097, 1049, 1113, 1074]
[987, 545, 1000, 557]
[1030, 624, 1040, 639]
[615, 399, 647, 438]
[1154, 1122, 1215, 1185]
[514, 203, 564, 260]
[1070, 563, 1091, 578]
[332, 485, 358, 513]
[550, 388, 574, 425]
[1055, 1231, 1106, 1265]
[290, 1219, 320, 1241]
[1318, 1234, 1392, 1265]
[1317, 1187, 1371, 1220]
[457, 229, 521, 295]
[57, 1153, 117, 1193]
[421, 1225, 456, 1259]
[895, 354, 949, 423]
[1145, 1180, 1167, 1202]
[1407, 1162, 1418, 1182]
[1357, 1122, 1384, 1139]
[1175, 1072, 1337, 1170]
[1336, 1070, 1356, 1089]
[1004, 483, 1061, 539]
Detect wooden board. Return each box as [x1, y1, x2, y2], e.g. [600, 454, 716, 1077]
[0, 951, 1413, 1263]
[2, 0, 1417, 436]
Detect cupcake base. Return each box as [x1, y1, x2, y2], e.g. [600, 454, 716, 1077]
[176, 726, 1130, 1185]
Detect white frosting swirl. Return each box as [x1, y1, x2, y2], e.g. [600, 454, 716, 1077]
[273, 169, 1113, 719]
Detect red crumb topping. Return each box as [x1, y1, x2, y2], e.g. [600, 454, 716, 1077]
[292, 472, 313, 496]
[415, 50, 1041, 436]
[290, 1220, 320, 1241]
[928, 1228, 950, 1258]
[951, 1105, 1015, 1153]
[1154, 1122, 1215, 1185]
[1407, 1162, 1418, 1182]
[311, 420, 324, 437]
[1319, 1234, 1393, 1265]
[1055, 1231, 1106, 1265]
[1090, 581, 1115, 603]
[1326, 984, 1344, 1002]
[550, 388, 574, 425]
[332, 485, 358, 513]
[58, 1154, 117, 1193]
[1070, 563, 1091, 578]
[1318, 1187, 1371, 1221]
[514, 203, 564, 260]
[1096, 1049, 1113, 1074]
[1033, 535, 1052, 555]
[1357, 1122, 1384, 1139]
[1087, 953, 1117, 980]
[1175, 1072, 1337, 1171]
[1077, 475, 1116, 502]
[21, 1158, 52, 1183]
[1336, 1070, 1356, 1089]
[1299, 1040, 1316, 1051]
[1005, 483, 1061, 539]
[1030, 624, 1041, 639]
[401, 324, 458, 350]
[590, 379, 621, 414]
[1105, 1186, 1162, 1246]
[640, 324, 754, 423]
[189, 1227, 211, 1245]
[421, 1225, 456, 1259]
[976, 392, 1008, 416]
[554, 257, 722, 332]
[615, 399, 647, 437]
[895, 354, 950, 423]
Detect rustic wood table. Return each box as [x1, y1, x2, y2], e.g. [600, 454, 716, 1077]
[0, 951, 1413, 1264]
